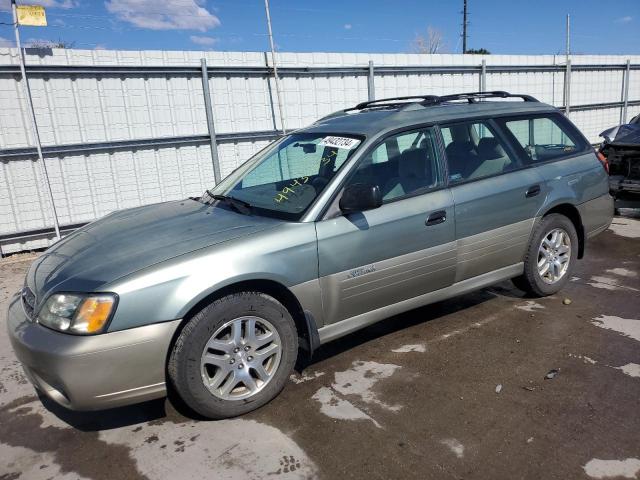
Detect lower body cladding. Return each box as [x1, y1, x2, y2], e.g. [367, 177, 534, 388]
[7, 294, 181, 410]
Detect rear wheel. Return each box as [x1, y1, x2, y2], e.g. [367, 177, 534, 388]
[512, 214, 578, 297]
[168, 292, 298, 419]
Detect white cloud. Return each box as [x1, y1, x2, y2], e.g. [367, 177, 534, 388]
[190, 35, 217, 47]
[36, 0, 78, 7]
[344, 23, 352, 30]
[105, 0, 221, 31]
[615, 15, 633, 23]
[0, 36, 13, 48]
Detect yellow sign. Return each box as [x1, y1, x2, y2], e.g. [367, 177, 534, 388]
[16, 5, 47, 27]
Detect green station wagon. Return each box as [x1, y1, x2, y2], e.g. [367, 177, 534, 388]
[8, 91, 613, 419]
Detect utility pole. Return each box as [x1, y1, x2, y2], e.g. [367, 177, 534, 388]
[565, 14, 570, 61]
[11, 0, 61, 240]
[564, 14, 572, 115]
[263, 0, 286, 135]
[462, 0, 468, 54]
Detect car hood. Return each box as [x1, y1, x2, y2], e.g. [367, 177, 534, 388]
[26, 199, 282, 303]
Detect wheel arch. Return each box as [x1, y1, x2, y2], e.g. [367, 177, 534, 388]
[540, 203, 585, 259]
[167, 279, 319, 369]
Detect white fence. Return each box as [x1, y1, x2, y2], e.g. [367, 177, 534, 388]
[1, 49, 639, 254]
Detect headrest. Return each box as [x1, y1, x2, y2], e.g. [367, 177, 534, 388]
[399, 148, 428, 178]
[478, 137, 507, 160]
[445, 141, 475, 157]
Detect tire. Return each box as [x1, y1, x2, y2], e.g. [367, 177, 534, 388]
[168, 292, 298, 419]
[511, 214, 578, 297]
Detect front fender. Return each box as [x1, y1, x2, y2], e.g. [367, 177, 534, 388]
[104, 223, 319, 332]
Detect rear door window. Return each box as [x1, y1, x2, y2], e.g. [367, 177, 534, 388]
[500, 114, 585, 163]
[440, 120, 518, 184]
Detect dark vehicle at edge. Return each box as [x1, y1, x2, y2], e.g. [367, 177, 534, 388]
[599, 113, 640, 210]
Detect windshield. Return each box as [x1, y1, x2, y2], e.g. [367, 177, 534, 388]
[211, 133, 363, 220]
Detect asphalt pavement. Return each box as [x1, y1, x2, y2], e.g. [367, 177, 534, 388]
[1, 215, 639, 480]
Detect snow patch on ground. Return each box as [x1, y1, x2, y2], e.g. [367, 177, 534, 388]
[583, 458, 640, 479]
[587, 276, 623, 290]
[312, 387, 381, 428]
[332, 361, 402, 412]
[312, 360, 403, 427]
[568, 353, 598, 365]
[608, 218, 640, 239]
[0, 444, 88, 480]
[587, 276, 638, 292]
[592, 314, 640, 342]
[440, 438, 464, 458]
[289, 371, 325, 384]
[392, 344, 426, 353]
[516, 300, 545, 312]
[606, 267, 638, 278]
[616, 363, 640, 378]
[98, 417, 318, 479]
[6, 397, 318, 480]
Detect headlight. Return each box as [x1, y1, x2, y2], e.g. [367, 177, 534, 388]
[37, 293, 117, 335]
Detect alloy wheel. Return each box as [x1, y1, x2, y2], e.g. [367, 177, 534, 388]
[537, 228, 571, 284]
[200, 316, 282, 400]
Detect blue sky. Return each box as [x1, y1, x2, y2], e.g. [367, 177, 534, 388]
[0, 0, 638, 54]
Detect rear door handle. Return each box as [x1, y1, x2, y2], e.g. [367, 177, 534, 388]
[526, 184, 541, 198]
[426, 210, 447, 226]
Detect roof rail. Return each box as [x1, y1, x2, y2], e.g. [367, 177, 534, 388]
[345, 90, 539, 112]
[435, 91, 539, 103]
[347, 95, 440, 112]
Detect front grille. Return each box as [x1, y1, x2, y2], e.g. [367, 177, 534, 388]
[21, 287, 36, 320]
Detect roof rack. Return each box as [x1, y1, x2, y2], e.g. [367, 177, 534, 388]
[346, 90, 539, 112]
[347, 95, 440, 112]
[437, 91, 539, 103]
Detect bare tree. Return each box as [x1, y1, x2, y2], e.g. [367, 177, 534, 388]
[411, 27, 445, 54]
[26, 39, 76, 49]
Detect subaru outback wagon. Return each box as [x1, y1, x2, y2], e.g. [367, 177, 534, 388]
[8, 91, 613, 419]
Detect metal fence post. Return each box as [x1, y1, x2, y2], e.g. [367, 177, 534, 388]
[367, 60, 375, 101]
[621, 59, 630, 124]
[200, 58, 221, 184]
[564, 59, 572, 115]
[12, 0, 61, 241]
[479, 59, 486, 92]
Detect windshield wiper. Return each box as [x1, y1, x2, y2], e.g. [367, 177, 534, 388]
[205, 191, 252, 215]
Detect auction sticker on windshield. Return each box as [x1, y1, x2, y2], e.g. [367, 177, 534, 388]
[319, 136, 360, 149]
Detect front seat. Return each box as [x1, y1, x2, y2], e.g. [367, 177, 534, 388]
[383, 148, 432, 200]
[445, 141, 478, 181]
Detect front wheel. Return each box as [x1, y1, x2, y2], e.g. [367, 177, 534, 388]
[512, 214, 578, 297]
[168, 292, 298, 419]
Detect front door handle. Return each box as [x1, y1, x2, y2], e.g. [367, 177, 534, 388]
[426, 210, 447, 226]
[526, 184, 541, 198]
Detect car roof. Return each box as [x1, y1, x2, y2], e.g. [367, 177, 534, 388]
[300, 94, 558, 138]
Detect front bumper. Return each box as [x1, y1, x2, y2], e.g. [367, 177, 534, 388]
[7, 293, 181, 410]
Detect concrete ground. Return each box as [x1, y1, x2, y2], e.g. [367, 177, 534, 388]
[1, 216, 639, 480]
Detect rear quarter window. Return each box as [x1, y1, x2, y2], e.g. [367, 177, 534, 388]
[498, 113, 589, 164]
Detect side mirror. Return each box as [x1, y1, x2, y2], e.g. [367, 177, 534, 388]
[339, 183, 383, 214]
